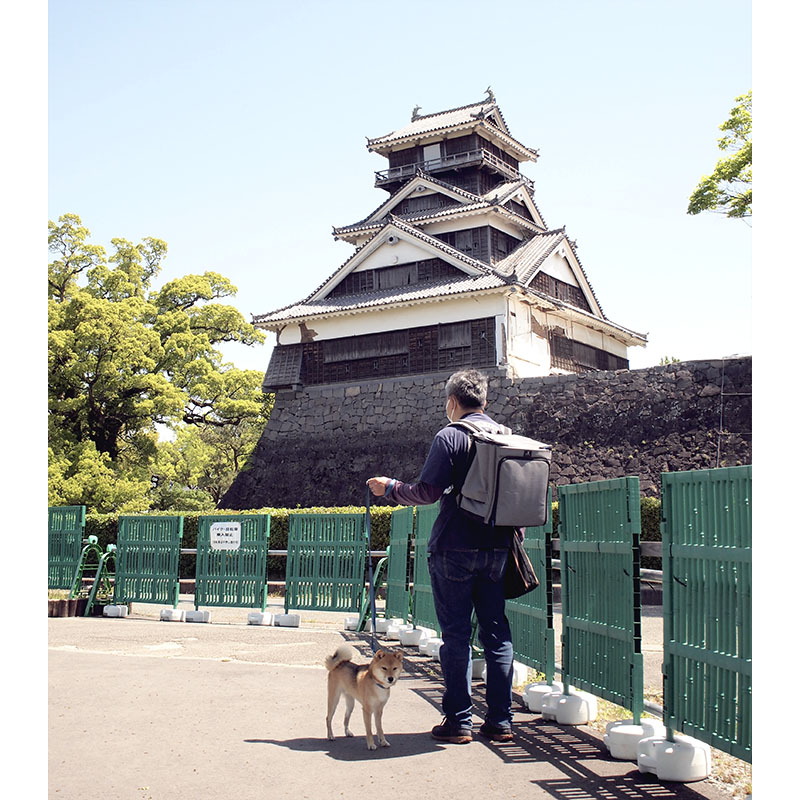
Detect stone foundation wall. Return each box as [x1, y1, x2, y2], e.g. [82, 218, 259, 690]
[221, 357, 752, 509]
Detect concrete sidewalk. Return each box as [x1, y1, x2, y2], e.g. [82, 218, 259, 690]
[48, 602, 733, 800]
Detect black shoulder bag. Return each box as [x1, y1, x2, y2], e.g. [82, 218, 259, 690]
[504, 529, 539, 599]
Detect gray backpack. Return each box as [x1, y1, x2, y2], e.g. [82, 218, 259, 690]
[448, 419, 552, 528]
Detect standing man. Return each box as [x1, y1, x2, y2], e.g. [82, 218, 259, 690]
[367, 369, 515, 744]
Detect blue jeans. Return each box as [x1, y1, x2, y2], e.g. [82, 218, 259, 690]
[428, 548, 514, 730]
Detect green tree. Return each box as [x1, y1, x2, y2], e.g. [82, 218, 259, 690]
[48, 214, 268, 511]
[688, 90, 752, 219]
[153, 391, 273, 508]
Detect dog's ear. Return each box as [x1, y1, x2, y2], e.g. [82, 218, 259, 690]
[396, 651, 404, 662]
[375, 650, 385, 659]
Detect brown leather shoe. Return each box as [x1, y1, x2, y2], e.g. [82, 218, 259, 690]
[478, 722, 513, 742]
[431, 718, 472, 744]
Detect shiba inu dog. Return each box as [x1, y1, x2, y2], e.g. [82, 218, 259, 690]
[325, 644, 403, 750]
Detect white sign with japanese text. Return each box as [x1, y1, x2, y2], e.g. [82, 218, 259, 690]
[209, 521, 241, 551]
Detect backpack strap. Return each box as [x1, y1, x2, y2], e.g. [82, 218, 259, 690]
[444, 418, 511, 497]
[447, 419, 512, 436]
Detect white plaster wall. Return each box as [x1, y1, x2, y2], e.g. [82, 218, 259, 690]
[540, 251, 579, 286]
[505, 295, 550, 376]
[275, 292, 507, 345]
[353, 239, 437, 272]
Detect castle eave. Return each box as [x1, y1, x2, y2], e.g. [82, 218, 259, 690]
[254, 281, 510, 331]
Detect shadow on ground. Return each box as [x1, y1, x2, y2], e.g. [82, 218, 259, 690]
[401, 647, 723, 800]
[244, 732, 446, 761]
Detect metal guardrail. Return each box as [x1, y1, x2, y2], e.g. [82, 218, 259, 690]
[194, 514, 271, 612]
[375, 148, 523, 185]
[558, 477, 644, 723]
[284, 513, 368, 614]
[661, 466, 752, 762]
[48, 506, 86, 590]
[114, 515, 183, 609]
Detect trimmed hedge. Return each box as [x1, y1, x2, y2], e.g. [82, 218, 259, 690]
[85, 497, 662, 580]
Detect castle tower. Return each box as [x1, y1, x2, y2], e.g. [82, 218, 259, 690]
[258, 92, 646, 391]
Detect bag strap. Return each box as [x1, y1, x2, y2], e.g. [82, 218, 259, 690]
[447, 418, 512, 436]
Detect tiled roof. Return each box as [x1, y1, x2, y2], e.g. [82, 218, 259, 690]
[253, 273, 507, 325]
[494, 229, 566, 280]
[367, 100, 498, 147]
[494, 230, 606, 318]
[366, 96, 538, 160]
[334, 176, 546, 238]
[333, 171, 484, 233]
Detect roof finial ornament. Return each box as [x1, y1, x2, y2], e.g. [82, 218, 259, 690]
[411, 104, 422, 121]
[485, 86, 495, 103]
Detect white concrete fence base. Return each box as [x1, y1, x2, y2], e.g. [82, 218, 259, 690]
[343, 616, 359, 631]
[386, 622, 413, 640]
[398, 626, 437, 647]
[376, 618, 403, 634]
[248, 612, 275, 626]
[523, 681, 564, 713]
[186, 610, 211, 623]
[637, 734, 712, 782]
[541, 689, 598, 725]
[422, 638, 443, 659]
[159, 609, 186, 622]
[273, 613, 301, 627]
[471, 658, 486, 679]
[102, 605, 128, 618]
[481, 661, 529, 686]
[604, 719, 667, 761]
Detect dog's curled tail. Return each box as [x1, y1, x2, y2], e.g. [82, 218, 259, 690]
[325, 644, 354, 671]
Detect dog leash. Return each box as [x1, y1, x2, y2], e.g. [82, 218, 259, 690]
[365, 486, 379, 654]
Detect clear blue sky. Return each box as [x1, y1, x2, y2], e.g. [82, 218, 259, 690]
[46, 0, 754, 374]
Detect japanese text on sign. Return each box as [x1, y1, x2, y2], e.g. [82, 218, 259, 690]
[210, 522, 241, 551]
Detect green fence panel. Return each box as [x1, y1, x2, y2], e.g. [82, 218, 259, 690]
[506, 489, 556, 683]
[195, 514, 271, 611]
[410, 504, 440, 633]
[661, 466, 752, 762]
[48, 506, 86, 589]
[385, 507, 413, 622]
[285, 513, 367, 613]
[558, 477, 644, 721]
[114, 516, 184, 608]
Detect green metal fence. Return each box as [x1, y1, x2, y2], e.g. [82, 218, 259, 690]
[48, 506, 86, 589]
[506, 489, 556, 683]
[410, 504, 440, 633]
[385, 507, 413, 622]
[284, 513, 367, 613]
[195, 514, 271, 611]
[661, 466, 752, 762]
[114, 515, 184, 608]
[558, 477, 644, 721]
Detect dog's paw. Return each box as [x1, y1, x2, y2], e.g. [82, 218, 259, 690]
[379, 738, 391, 748]
[327, 733, 335, 741]
[367, 741, 377, 751]
[345, 728, 354, 738]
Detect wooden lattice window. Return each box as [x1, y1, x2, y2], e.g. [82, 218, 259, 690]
[548, 330, 628, 373]
[532, 271, 592, 312]
[298, 317, 497, 386]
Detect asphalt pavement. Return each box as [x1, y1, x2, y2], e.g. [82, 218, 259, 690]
[48, 599, 734, 800]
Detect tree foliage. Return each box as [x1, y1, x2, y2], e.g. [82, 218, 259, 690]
[48, 214, 269, 512]
[687, 90, 752, 219]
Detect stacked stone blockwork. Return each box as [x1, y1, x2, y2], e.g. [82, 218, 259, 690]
[221, 356, 751, 509]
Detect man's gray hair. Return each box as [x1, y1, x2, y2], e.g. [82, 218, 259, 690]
[445, 369, 488, 409]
